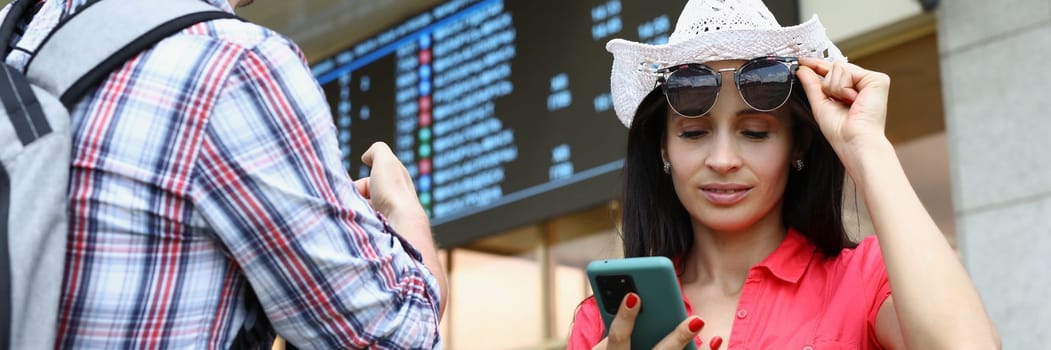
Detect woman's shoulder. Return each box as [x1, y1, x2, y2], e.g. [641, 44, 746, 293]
[801, 234, 888, 286]
[836, 235, 884, 267]
[572, 296, 603, 331]
[820, 234, 889, 289]
[568, 296, 605, 350]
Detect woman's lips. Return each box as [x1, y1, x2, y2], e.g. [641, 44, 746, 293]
[700, 184, 752, 205]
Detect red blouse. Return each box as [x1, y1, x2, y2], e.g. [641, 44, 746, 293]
[568, 229, 892, 350]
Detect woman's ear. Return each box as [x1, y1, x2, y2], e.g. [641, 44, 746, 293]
[793, 122, 814, 161]
[660, 131, 670, 163]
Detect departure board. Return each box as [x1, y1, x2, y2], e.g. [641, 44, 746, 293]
[311, 0, 798, 245]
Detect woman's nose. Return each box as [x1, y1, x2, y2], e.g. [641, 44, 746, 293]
[705, 132, 742, 174]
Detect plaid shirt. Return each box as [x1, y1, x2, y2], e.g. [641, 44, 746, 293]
[2, 1, 441, 349]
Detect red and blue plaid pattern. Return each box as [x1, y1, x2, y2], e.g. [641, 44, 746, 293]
[2, 1, 441, 349]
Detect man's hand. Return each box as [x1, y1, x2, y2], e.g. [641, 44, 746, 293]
[355, 142, 423, 221]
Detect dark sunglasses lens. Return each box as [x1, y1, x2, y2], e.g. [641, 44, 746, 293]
[665, 67, 719, 117]
[738, 60, 793, 111]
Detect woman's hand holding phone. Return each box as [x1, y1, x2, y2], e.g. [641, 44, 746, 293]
[591, 293, 718, 350]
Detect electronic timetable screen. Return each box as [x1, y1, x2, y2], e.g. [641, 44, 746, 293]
[311, 0, 798, 245]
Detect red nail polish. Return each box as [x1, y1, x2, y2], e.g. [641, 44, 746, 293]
[625, 293, 638, 308]
[710, 336, 723, 350]
[689, 317, 704, 332]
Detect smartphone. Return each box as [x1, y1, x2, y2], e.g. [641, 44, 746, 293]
[587, 256, 696, 350]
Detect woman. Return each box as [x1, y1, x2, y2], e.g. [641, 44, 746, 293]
[568, 0, 999, 349]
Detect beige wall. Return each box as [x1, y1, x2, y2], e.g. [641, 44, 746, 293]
[937, 0, 1051, 347]
[801, 0, 923, 41]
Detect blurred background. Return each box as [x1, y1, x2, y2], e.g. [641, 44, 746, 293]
[235, 0, 1050, 348]
[23, 0, 1038, 348]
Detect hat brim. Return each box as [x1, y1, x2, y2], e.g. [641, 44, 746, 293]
[606, 15, 844, 127]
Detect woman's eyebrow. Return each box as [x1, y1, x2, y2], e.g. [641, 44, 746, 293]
[674, 116, 707, 126]
[735, 109, 780, 121]
[736, 108, 775, 117]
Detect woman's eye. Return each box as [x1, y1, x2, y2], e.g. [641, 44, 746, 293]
[742, 130, 769, 139]
[678, 130, 707, 138]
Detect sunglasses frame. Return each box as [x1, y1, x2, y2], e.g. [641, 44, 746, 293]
[655, 56, 799, 118]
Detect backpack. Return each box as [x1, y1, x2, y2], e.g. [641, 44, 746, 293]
[0, 0, 265, 348]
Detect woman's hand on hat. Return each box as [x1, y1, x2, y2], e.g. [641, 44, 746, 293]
[796, 58, 890, 155]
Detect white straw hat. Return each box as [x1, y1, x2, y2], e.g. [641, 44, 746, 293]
[607, 0, 846, 127]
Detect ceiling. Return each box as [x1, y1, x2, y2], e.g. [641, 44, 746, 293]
[238, 0, 441, 62]
[0, 0, 430, 62]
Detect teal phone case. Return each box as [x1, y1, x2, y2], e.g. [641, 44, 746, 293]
[587, 256, 696, 350]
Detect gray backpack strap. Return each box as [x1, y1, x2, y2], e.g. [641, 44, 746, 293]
[24, 0, 237, 107]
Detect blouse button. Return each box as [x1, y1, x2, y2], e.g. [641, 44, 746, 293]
[802, 346, 814, 350]
[736, 310, 748, 319]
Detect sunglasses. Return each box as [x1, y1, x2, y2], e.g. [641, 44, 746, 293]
[655, 56, 799, 118]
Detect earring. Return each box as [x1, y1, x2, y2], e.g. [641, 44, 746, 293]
[793, 159, 804, 171]
[663, 161, 671, 174]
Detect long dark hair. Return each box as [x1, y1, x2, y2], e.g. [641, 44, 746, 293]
[620, 81, 855, 262]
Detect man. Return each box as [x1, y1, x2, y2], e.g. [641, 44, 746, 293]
[2, 0, 447, 348]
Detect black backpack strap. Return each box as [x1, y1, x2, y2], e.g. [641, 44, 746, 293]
[0, 64, 51, 146]
[0, 166, 11, 350]
[230, 287, 275, 350]
[58, 11, 238, 107]
[23, 0, 239, 107]
[0, 0, 35, 57]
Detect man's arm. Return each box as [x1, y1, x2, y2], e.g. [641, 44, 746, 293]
[354, 141, 449, 319]
[190, 33, 444, 349]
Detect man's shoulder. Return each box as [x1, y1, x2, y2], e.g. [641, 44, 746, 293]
[171, 17, 301, 57]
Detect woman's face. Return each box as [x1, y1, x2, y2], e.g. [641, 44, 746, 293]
[663, 60, 794, 233]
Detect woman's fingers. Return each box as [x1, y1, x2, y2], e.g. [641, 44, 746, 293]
[799, 57, 832, 76]
[709, 335, 723, 350]
[596, 294, 710, 350]
[796, 66, 831, 107]
[798, 57, 892, 150]
[828, 62, 859, 104]
[652, 315, 705, 349]
[604, 293, 641, 350]
[799, 58, 865, 103]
